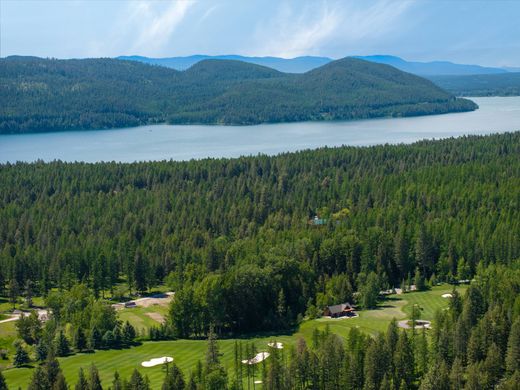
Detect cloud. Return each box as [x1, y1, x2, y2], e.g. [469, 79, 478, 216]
[251, 0, 414, 58]
[131, 1, 194, 54]
[88, 0, 194, 57]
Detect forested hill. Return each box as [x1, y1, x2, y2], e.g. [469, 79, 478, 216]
[427, 72, 520, 96]
[0, 56, 476, 134]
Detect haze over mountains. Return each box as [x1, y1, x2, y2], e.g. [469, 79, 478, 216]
[0, 56, 476, 133]
[118, 54, 511, 76]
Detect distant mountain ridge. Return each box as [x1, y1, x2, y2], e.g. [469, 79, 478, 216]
[0, 56, 476, 134]
[117, 54, 332, 73]
[118, 54, 510, 76]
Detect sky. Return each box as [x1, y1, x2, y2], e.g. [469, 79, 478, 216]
[1, 0, 519, 67]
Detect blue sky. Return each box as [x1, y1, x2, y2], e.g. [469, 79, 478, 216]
[1, 0, 519, 67]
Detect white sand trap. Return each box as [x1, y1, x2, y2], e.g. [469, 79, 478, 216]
[241, 352, 270, 365]
[254, 380, 263, 384]
[442, 293, 453, 298]
[268, 342, 284, 349]
[141, 357, 173, 367]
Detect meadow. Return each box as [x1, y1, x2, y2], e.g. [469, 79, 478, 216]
[1, 285, 465, 389]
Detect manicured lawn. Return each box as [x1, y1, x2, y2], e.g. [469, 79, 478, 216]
[118, 305, 170, 336]
[1, 284, 465, 389]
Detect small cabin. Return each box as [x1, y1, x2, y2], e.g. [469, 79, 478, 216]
[309, 215, 328, 226]
[324, 303, 355, 318]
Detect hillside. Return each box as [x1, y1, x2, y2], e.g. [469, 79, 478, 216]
[356, 55, 507, 76]
[0, 56, 476, 133]
[427, 72, 520, 96]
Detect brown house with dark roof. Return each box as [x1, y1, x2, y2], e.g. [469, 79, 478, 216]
[323, 303, 355, 318]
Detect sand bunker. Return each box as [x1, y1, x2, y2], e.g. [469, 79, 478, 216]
[398, 320, 431, 330]
[254, 381, 263, 384]
[141, 357, 173, 367]
[267, 342, 284, 349]
[442, 293, 453, 298]
[242, 352, 270, 365]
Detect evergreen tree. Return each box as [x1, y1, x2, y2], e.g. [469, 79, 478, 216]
[129, 369, 149, 390]
[134, 252, 148, 294]
[28, 366, 50, 390]
[112, 372, 123, 390]
[53, 372, 69, 390]
[45, 351, 62, 385]
[54, 330, 70, 357]
[35, 340, 48, 362]
[25, 279, 34, 308]
[75, 368, 88, 390]
[74, 327, 87, 352]
[89, 327, 102, 350]
[162, 362, 185, 390]
[13, 340, 30, 367]
[506, 318, 520, 374]
[393, 331, 414, 388]
[449, 357, 464, 389]
[360, 272, 380, 309]
[8, 279, 19, 309]
[88, 364, 103, 390]
[122, 321, 136, 345]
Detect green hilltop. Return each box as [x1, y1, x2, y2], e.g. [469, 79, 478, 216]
[0, 56, 476, 134]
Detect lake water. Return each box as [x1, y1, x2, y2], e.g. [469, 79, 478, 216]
[1, 97, 519, 163]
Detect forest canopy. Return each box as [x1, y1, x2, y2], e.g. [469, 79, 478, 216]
[0, 132, 518, 336]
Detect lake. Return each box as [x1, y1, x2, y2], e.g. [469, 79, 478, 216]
[1, 96, 519, 163]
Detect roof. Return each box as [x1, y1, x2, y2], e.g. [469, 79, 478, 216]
[326, 303, 352, 315]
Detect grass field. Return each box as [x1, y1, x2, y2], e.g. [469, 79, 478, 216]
[1, 285, 466, 389]
[118, 305, 170, 336]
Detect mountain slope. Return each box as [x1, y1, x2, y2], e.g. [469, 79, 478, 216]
[356, 55, 507, 76]
[426, 72, 520, 96]
[0, 56, 477, 133]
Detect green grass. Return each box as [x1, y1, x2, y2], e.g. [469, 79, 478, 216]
[0, 321, 17, 370]
[1, 285, 465, 389]
[118, 305, 169, 335]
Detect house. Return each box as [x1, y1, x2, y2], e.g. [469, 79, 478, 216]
[323, 303, 355, 318]
[309, 215, 328, 226]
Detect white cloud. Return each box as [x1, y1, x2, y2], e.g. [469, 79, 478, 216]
[251, 0, 414, 58]
[88, 0, 194, 57]
[131, 1, 194, 54]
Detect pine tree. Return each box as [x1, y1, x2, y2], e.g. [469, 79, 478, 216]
[449, 357, 464, 389]
[74, 327, 87, 352]
[134, 251, 148, 294]
[35, 340, 48, 362]
[54, 330, 70, 357]
[28, 366, 50, 390]
[25, 279, 34, 308]
[112, 372, 123, 390]
[8, 279, 19, 309]
[394, 331, 414, 388]
[129, 369, 149, 390]
[45, 351, 62, 385]
[13, 340, 30, 367]
[162, 362, 185, 390]
[75, 368, 88, 390]
[89, 327, 102, 350]
[123, 321, 136, 346]
[53, 372, 68, 390]
[483, 342, 503, 388]
[506, 318, 520, 374]
[88, 364, 103, 390]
